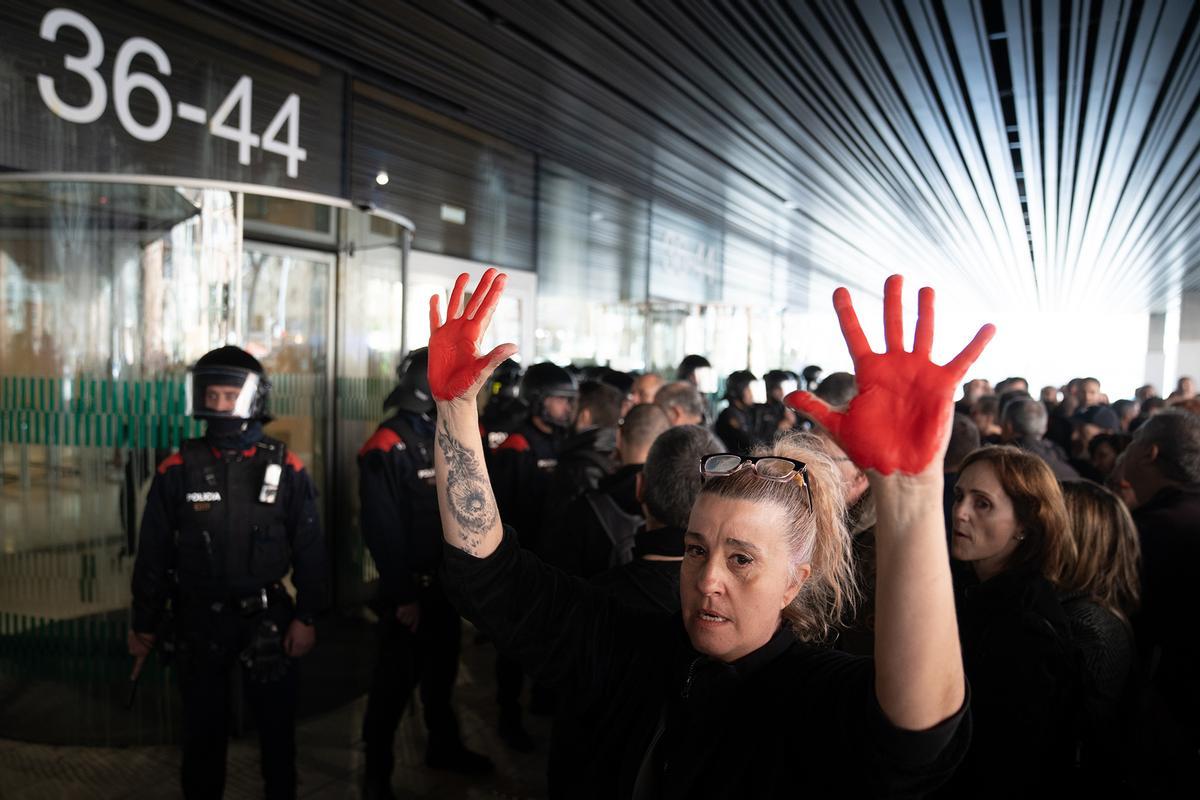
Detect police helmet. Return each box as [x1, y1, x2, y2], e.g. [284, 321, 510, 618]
[723, 370, 761, 404]
[677, 354, 717, 393]
[186, 346, 270, 421]
[520, 362, 578, 426]
[765, 369, 799, 397]
[384, 347, 433, 414]
[487, 358, 524, 401]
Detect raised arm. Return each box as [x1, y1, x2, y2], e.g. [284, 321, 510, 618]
[428, 268, 517, 558]
[787, 275, 994, 730]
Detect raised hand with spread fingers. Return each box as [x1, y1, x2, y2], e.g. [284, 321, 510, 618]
[785, 275, 995, 476]
[791, 275, 995, 731]
[428, 269, 517, 558]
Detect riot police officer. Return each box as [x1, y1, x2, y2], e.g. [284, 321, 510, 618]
[358, 348, 492, 798]
[487, 361, 577, 750]
[756, 369, 799, 441]
[714, 369, 761, 453]
[479, 357, 525, 446]
[128, 346, 329, 800]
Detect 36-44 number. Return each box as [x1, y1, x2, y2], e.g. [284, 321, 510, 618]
[36, 8, 307, 178]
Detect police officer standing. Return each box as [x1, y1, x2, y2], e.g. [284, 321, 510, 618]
[358, 348, 493, 798]
[487, 361, 577, 749]
[128, 346, 330, 800]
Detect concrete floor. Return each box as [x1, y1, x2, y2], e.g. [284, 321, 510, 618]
[0, 627, 553, 799]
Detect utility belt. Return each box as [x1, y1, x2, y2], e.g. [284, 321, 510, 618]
[184, 582, 292, 616]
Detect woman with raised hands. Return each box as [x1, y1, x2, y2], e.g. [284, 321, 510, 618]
[429, 269, 992, 798]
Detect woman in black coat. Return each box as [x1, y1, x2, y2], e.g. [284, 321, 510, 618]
[940, 446, 1084, 797]
[428, 270, 993, 798]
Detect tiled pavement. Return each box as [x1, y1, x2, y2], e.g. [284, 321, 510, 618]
[0, 628, 553, 799]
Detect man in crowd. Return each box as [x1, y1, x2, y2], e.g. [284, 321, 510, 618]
[1002, 397, 1079, 481]
[548, 403, 671, 577]
[631, 372, 664, 405]
[540, 380, 624, 555]
[1122, 409, 1200, 790]
[654, 381, 708, 427]
[358, 348, 493, 799]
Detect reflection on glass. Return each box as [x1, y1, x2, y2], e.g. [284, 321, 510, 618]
[0, 181, 238, 744]
[240, 246, 331, 493]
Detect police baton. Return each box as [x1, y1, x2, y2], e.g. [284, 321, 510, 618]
[125, 653, 148, 709]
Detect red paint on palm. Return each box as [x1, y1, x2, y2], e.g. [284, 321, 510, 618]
[427, 268, 519, 401]
[786, 275, 995, 475]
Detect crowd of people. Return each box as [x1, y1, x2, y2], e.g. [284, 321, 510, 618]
[129, 270, 1200, 798]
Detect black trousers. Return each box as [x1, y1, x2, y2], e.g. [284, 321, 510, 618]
[176, 602, 297, 800]
[362, 582, 462, 781]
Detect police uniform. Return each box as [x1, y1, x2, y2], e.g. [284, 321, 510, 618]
[359, 408, 492, 788]
[130, 347, 329, 800]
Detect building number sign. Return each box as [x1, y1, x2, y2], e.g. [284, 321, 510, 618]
[36, 8, 308, 178]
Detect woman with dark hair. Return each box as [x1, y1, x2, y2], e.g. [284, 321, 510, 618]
[427, 270, 992, 797]
[1059, 480, 1141, 789]
[939, 445, 1083, 797]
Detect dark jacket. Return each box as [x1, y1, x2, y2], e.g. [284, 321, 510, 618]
[1012, 436, 1081, 481]
[590, 525, 686, 617]
[443, 530, 969, 799]
[131, 435, 329, 632]
[357, 410, 441, 607]
[936, 566, 1082, 797]
[487, 420, 564, 555]
[540, 426, 618, 554]
[1060, 592, 1135, 781]
[1133, 484, 1200, 742]
[548, 463, 643, 577]
[714, 404, 756, 454]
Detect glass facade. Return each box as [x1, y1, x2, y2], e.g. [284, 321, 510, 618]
[0, 178, 410, 744]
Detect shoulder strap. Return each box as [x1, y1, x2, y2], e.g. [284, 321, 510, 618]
[585, 491, 643, 567]
[386, 416, 433, 468]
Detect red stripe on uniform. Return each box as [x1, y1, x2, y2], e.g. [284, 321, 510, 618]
[285, 450, 306, 471]
[358, 427, 402, 457]
[157, 452, 184, 474]
[495, 432, 531, 452]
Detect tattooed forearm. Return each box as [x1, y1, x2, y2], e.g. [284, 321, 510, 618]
[437, 420, 497, 553]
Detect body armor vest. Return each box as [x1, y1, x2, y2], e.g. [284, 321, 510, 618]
[378, 414, 441, 539]
[176, 436, 292, 598]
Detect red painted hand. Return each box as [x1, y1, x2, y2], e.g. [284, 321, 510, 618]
[428, 268, 518, 401]
[786, 275, 995, 476]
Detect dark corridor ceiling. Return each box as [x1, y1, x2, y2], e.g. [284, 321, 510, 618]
[204, 0, 1200, 314]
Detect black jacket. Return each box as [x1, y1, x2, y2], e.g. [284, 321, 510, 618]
[443, 530, 969, 798]
[357, 410, 441, 607]
[549, 463, 643, 577]
[487, 420, 564, 555]
[714, 404, 755, 454]
[131, 435, 329, 632]
[1060, 592, 1135, 779]
[936, 566, 1082, 797]
[590, 525, 686, 617]
[1012, 436, 1081, 481]
[540, 425, 618, 553]
[1133, 484, 1200, 742]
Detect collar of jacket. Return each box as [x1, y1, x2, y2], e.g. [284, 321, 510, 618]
[633, 525, 685, 558]
[676, 623, 796, 701]
[1135, 483, 1200, 517]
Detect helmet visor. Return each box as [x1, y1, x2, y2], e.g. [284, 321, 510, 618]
[186, 367, 261, 419]
[749, 379, 768, 404]
[694, 367, 718, 394]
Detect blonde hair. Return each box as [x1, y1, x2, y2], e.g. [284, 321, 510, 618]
[699, 431, 859, 641]
[1060, 481, 1141, 623]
